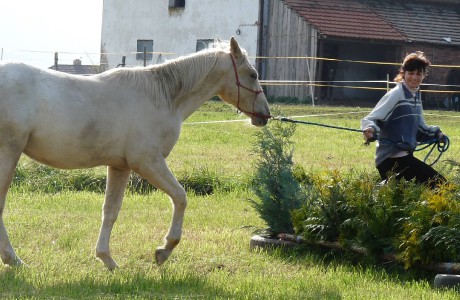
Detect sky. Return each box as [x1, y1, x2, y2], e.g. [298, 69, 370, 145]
[0, 0, 103, 69]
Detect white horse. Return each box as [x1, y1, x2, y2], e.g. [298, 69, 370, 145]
[0, 37, 270, 270]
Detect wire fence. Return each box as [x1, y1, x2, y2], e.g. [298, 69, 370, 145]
[2, 47, 460, 96]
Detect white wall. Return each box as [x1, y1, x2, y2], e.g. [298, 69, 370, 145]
[100, 0, 260, 70]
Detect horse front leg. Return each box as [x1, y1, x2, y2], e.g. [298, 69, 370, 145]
[96, 166, 131, 270]
[0, 153, 24, 267]
[133, 157, 187, 266]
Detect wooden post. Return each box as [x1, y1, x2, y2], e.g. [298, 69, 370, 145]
[143, 46, 147, 67]
[117, 56, 126, 68]
[387, 74, 390, 92]
[54, 52, 58, 71]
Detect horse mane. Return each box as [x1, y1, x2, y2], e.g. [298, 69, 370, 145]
[98, 41, 235, 109]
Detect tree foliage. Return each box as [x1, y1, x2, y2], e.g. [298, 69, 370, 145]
[249, 117, 306, 235]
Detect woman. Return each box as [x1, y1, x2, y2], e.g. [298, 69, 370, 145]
[361, 51, 446, 188]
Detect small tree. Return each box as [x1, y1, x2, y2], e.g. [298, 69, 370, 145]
[249, 117, 306, 235]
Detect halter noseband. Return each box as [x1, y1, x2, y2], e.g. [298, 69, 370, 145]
[229, 53, 271, 119]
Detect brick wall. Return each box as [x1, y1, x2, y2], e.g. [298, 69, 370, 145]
[416, 0, 459, 4]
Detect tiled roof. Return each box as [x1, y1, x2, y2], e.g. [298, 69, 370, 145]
[282, 0, 460, 45]
[48, 64, 100, 75]
[365, 0, 460, 46]
[282, 0, 406, 41]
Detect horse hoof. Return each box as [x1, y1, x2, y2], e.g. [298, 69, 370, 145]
[4, 256, 26, 268]
[155, 247, 171, 266]
[105, 261, 119, 271]
[96, 253, 119, 271]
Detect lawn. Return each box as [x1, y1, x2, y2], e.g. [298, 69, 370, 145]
[1, 101, 459, 299]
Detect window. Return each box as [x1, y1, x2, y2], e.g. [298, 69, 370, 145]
[169, 0, 185, 8]
[196, 39, 214, 52]
[136, 40, 153, 61]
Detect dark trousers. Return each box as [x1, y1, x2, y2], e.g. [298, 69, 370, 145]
[377, 154, 446, 189]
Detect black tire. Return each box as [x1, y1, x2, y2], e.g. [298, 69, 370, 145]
[249, 235, 298, 250]
[434, 274, 460, 289]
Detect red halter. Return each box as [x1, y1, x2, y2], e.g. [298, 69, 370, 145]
[229, 53, 271, 119]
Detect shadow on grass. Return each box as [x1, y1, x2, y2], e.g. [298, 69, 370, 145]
[259, 242, 439, 287]
[0, 267, 219, 299]
[0, 264, 342, 299]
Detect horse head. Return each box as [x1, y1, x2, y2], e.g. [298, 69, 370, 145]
[218, 37, 270, 127]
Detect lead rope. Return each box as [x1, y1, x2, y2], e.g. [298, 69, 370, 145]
[274, 116, 450, 166]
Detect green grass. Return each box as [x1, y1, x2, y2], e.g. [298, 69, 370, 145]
[175, 102, 459, 176]
[1, 102, 459, 299]
[2, 190, 459, 299]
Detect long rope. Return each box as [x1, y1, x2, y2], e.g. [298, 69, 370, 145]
[275, 117, 364, 133]
[275, 117, 450, 166]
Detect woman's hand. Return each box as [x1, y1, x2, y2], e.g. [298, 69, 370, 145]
[438, 131, 447, 143]
[363, 127, 375, 142]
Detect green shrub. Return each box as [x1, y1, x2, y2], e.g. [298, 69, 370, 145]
[398, 181, 460, 267]
[13, 162, 106, 193]
[128, 167, 225, 195]
[127, 173, 156, 194]
[13, 162, 236, 196]
[293, 171, 355, 242]
[292, 167, 460, 267]
[179, 166, 223, 195]
[345, 176, 424, 257]
[248, 116, 306, 235]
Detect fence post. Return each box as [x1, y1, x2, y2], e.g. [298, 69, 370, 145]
[306, 56, 315, 106]
[387, 74, 390, 92]
[117, 56, 126, 68]
[54, 52, 58, 71]
[143, 46, 147, 67]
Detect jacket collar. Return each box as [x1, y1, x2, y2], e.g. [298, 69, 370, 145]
[402, 82, 419, 100]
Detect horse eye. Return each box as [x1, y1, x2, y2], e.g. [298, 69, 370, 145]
[250, 73, 258, 80]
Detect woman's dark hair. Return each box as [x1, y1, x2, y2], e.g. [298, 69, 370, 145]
[394, 51, 431, 82]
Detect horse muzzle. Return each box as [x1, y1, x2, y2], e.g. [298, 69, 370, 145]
[251, 116, 269, 127]
[250, 105, 271, 126]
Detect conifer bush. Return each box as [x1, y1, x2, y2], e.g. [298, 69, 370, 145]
[249, 117, 306, 235]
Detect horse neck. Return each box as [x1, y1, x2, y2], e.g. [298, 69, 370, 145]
[99, 51, 223, 121]
[169, 53, 223, 121]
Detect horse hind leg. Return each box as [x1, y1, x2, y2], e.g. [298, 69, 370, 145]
[96, 166, 131, 270]
[0, 151, 24, 267]
[133, 158, 187, 266]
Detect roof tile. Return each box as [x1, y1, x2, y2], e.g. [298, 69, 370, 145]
[283, 0, 406, 41]
[282, 0, 460, 45]
[48, 64, 100, 75]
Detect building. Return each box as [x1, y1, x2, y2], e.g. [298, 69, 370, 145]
[100, 0, 460, 106]
[49, 59, 101, 75]
[261, 0, 460, 105]
[100, 0, 260, 69]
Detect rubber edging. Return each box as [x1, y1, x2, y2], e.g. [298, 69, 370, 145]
[434, 274, 460, 289]
[249, 235, 298, 250]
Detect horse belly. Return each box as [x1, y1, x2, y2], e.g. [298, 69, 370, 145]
[23, 125, 127, 169]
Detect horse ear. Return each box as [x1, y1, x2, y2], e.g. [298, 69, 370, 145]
[230, 37, 243, 60]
